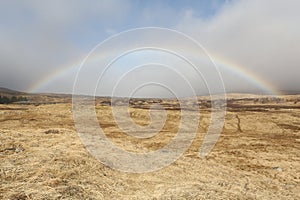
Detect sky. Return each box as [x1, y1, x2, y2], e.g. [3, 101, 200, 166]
[0, 0, 299, 97]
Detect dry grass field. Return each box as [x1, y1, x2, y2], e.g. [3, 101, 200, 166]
[0, 93, 299, 199]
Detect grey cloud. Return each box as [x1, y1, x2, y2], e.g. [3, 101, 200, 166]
[0, 0, 131, 91]
[177, 0, 300, 93]
[1, 0, 299, 97]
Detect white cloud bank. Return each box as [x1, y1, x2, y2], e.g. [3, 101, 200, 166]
[0, 0, 299, 96]
[177, 0, 300, 93]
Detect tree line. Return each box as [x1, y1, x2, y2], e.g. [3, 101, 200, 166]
[0, 95, 28, 104]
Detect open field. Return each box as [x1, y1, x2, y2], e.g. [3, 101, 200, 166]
[0, 93, 299, 199]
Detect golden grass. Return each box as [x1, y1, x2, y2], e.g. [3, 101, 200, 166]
[0, 95, 300, 199]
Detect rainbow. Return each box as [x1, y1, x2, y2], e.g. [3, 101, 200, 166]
[210, 54, 280, 95]
[28, 52, 280, 96]
[27, 56, 80, 93]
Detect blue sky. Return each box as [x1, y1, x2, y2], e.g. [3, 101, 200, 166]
[0, 0, 299, 96]
[67, 0, 226, 50]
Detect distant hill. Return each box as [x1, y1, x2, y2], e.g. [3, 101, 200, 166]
[0, 87, 26, 95]
[279, 90, 300, 95]
[0, 87, 299, 99]
[0, 87, 72, 104]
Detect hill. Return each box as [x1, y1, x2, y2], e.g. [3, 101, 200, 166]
[0, 87, 26, 95]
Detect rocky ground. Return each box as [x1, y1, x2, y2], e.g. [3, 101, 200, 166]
[0, 94, 299, 199]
